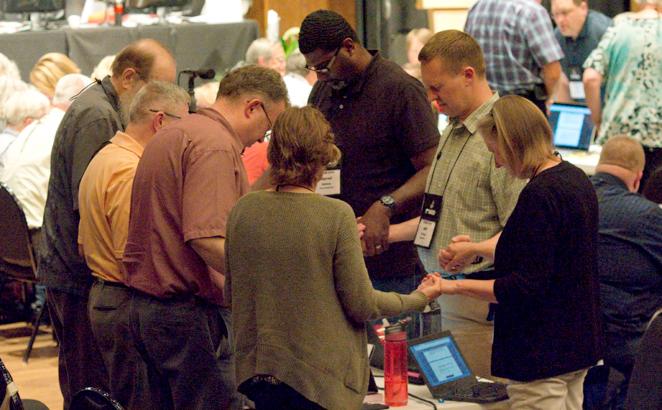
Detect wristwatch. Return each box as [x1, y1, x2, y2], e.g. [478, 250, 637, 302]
[379, 195, 396, 211]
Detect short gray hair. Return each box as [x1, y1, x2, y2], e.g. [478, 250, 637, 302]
[52, 74, 91, 107]
[128, 81, 190, 124]
[3, 87, 50, 126]
[286, 50, 308, 78]
[0, 77, 29, 123]
[245, 38, 277, 65]
[0, 53, 20, 80]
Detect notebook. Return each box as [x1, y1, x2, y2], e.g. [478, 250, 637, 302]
[408, 331, 508, 404]
[548, 103, 594, 151]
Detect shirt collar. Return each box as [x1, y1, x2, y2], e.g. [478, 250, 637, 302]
[100, 76, 123, 127]
[198, 107, 245, 154]
[342, 50, 381, 96]
[111, 131, 145, 158]
[454, 92, 500, 135]
[592, 171, 629, 191]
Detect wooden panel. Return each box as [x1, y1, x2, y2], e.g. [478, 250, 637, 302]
[328, 0, 357, 29]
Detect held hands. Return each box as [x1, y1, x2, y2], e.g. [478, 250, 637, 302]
[438, 235, 477, 273]
[358, 201, 391, 257]
[417, 273, 459, 300]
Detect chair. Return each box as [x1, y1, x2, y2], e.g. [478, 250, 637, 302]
[0, 183, 45, 363]
[70, 388, 124, 410]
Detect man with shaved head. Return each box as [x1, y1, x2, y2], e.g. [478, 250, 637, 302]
[38, 38, 176, 407]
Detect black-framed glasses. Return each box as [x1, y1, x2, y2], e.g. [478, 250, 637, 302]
[305, 48, 340, 74]
[149, 109, 181, 120]
[259, 102, 273, 140]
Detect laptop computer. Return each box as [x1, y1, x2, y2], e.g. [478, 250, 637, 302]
[548, 103, 595, 151]
[408, 331, 508, 404]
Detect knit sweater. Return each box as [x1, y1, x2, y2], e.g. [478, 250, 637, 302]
[225, 191, 429, 410]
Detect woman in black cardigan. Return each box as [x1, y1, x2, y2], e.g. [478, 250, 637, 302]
[435, 95, 603, 409]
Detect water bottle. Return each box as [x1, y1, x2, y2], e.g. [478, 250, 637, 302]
[114, 0, 124, 26]
[384, 320, 409, 407]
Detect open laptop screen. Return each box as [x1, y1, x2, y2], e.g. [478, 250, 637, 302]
[409, 335, 471, 386]
[548, 103, 594, 150]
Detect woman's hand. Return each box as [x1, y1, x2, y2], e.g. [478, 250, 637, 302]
[417, 274, 442, 300]
[439, 235, 476, 273]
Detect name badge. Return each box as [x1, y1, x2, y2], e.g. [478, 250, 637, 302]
[569, 68, 585, 100]
[414, 193, 442, 248]
[315, 163, 341, 196]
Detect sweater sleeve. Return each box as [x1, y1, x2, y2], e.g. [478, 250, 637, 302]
[493, 187, 558, 305]
[332, 203, 428, 325]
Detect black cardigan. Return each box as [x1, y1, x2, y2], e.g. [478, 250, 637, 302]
[492, 161, 604, 381]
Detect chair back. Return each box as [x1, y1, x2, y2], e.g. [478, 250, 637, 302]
[70, 387, 124, 410]
[0, 183, 37, 282]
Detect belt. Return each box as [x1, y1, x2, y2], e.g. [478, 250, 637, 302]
[95, 278, 129, 289]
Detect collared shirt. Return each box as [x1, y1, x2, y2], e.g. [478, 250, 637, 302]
[555, 10, 612, 80]
[584, 16, 662, 148]
[123, 108, 249, 306]
[1, 108, 64, 229]
[78, 131, 144, 283]
[590, 172, 662, 341]
[38, 76, 123, 296]
[465, 0, 564, 93]
[309, 52, 439, 279]
[418, 93, 526, 274]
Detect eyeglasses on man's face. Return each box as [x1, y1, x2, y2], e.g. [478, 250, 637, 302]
[149, 109, 181, 120]
[259, 102, 273, 141]
[305, 48, 341, 74]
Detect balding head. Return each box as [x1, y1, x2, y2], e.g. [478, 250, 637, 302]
[111, 39, 176, 83]
[596, 135, 646, 192]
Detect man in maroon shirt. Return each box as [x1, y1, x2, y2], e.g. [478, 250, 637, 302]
[123, 65, 288, 409]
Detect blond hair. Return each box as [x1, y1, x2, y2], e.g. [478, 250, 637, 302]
[477, 95, 556, 178]
[598, 135, 645, 172]
[30, 53, 80, 98]
[418, 30, 486, 77]
[268, 106, 341, 187]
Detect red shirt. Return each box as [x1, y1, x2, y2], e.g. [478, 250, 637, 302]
[123, 108, 248, 306]
[242, 140, 269, 185]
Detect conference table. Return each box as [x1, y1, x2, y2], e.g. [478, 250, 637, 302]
[0, 20, 259, 81]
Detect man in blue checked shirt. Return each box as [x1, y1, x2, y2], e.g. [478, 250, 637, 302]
[465, 0, 564, 114]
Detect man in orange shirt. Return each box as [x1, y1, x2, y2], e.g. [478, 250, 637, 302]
[77, 81, 189, 408]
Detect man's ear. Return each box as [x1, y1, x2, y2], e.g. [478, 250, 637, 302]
[152, 111, 165, 132]
[633, 170, 644, 193]
[119, 67, 140, 90]
[244, 98, 261, 119]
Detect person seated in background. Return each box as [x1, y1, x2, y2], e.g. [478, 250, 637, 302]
[402, 27, 432, 81]
[436, 95, 603, 409]
[0, 87, 50, 172]
[90, 55, 115, 81]
[283, 49, 314, 107]
[30, 52, 81, 100]
[225, 106, 443, 410]
[194, 81, 220, 108]
[583, 0, 662, 190]
[78, 81, 189, 409]
[584, 136, 662, 409]
[642, 167, 662, 203]
[551, 0, 611, 103]
[0, 77, 28, 147]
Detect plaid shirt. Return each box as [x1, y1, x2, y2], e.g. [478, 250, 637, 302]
[465, 0, 564, 93]
[418, 93, 526, 275]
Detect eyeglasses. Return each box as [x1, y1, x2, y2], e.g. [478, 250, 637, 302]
[259, 102, 273, 141]
[305, 48, 340, 74]
[149, 109, 181, 120]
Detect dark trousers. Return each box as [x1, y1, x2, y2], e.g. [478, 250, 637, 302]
[248, 382, 324, 410]
[128, 290, 240, 410]
[641, 146, 662, 194]
[88, 281, 163, 409]
[46, 288, 108, 409]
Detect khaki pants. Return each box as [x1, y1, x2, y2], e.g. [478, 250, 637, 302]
[507, 369, 589, 410]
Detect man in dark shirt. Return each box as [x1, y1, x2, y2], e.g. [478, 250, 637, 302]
[551, 0, 611, 102]
[299, 10, 439, 294]
[123, 66, 288, 409]
[588, 135, 662, 409]
[38, 39, 176, 407]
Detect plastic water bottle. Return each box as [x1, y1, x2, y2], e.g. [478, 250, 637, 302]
[384, 320, 409, 406]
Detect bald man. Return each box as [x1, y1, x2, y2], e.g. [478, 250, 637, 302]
[38, 39, 176, 407]
[587, 136, 662, 409]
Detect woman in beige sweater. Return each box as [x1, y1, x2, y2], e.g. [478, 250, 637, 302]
[225, 106, 441, 410]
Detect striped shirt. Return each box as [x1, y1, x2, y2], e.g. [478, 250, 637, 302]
[465, 0, 564, 93]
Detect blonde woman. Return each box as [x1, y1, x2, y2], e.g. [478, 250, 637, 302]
[225, 106, 442, 410]
[30, 52, 80, 99]
[437, 95, 603, 409]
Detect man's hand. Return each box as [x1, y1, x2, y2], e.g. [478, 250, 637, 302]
[417, 273, 443, 300]
[438, 235, 477, 273]
[359, 201, 391, 256]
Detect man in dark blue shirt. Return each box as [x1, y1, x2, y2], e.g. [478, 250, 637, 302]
[552, 0, 611, 102]
[588, 135, 662, 409]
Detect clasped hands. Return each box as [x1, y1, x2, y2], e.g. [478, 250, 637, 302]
[438, 235, 479, 273]
[356, 201, 391, 257]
